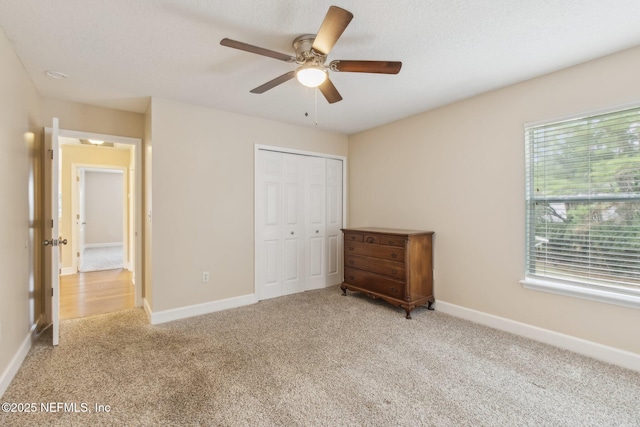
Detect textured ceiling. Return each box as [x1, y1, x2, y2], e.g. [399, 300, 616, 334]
[1, 0, 640, 134]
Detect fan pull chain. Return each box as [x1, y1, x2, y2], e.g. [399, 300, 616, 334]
[315, 87, 318, 126]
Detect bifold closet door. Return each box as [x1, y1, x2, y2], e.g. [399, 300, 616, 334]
[256, 151, 305, 300]
[305, 157, 344, 290]
[325, 158, 343, 287]
[305, 156, 327, 290]
[256, 150, 343, 300]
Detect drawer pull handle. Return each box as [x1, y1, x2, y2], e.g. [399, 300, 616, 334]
[348, 246, 354, 251]
[391, 287, 398, 293]
[391, 269, 398, 274]
[350, 236, 357, 240]
[366, 237, 375, 243]
[392, 253, 398, 259]
[348, 260, 354, 265]
[348, 275, 355, 280]
[388, 240, 394, 244]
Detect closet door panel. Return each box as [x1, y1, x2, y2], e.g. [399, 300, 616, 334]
[305, 156, 326, 290]
[257, 150, 283, 300]
[281, 153, 305, 295]
[326, 158, 343, 285]
[264, 239, 280, 284]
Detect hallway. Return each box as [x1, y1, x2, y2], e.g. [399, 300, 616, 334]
[60, 269, 134, 319]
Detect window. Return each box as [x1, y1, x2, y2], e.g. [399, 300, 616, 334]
[523, 106, 640, 308]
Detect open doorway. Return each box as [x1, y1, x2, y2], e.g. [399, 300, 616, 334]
[58, 136, 138, 319]
[76, 167, 126, 272]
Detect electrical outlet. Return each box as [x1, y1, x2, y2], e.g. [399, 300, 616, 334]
[202, 272, 210, 283]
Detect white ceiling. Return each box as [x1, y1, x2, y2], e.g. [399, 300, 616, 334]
[1, 0, 639, 135]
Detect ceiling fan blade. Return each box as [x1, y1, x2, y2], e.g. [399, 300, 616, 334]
[250, 71, 296, 94]
[220, 38, 295, 62]
[330, 60, 402, 74]
[312, 6, 353, 56]
[318, 78, 343, 104]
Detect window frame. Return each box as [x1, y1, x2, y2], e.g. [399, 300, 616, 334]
[521, 104, 640, 310]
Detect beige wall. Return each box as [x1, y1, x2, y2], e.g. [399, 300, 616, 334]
[149, 98, 348, 312]
[59, 145, 131, 269]
[0, 28, 41, 390]
[41, 98, 145, 139]
[348, 46, 640, 355]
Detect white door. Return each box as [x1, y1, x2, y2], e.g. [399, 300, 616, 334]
[256, 149, 343, 299]
[325, 158, 343, 286]
[256, 150, 305, 299]
[43, 118, 63, 345]
[305, 156, 326, 290]
[280, 153, 305, 296]
[256, 150, 282, 300]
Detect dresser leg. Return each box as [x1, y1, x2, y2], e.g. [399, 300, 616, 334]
[427, 300, 434, 311]
[340, 284, 347, 296]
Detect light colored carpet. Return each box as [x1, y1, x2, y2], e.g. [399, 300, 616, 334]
[79, 245, 123, 272]
[2, 286, 639, 426]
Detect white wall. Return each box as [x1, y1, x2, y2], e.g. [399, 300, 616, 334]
[84, 170, 123, 245]
[149, 98, 348, 312]
[348, 46, 640, 355]
[0, 27, 41, 395]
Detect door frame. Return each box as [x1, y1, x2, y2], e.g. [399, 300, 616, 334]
[71, 165, 128, 273]
[50, 128, 143, 307]
[254, 144, 347, 299]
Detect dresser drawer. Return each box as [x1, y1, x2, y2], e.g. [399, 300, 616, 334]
[344, 232, 364, 243]
[345, 254, 405, 280]
[363, 234, 379, 244]
[344, 268, 405, 299]
[345, 241, 405, 262]
[377, 235, 406, 247]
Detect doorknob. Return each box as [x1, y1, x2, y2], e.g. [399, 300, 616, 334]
[43, 239, 54, 246]
[59, 238, 68, 245]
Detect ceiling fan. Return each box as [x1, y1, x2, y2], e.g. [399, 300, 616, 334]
[220, 6, 402, 104]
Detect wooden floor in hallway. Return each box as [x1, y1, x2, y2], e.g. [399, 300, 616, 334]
[60, 269, 134, 320]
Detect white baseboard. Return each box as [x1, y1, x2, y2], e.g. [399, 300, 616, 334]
[0, 324, 37, 398]
[60, 267, 76, 276]
[146, 294, 258, 325]
[435, 301, 640, 373]
[84, 242, 123, 249]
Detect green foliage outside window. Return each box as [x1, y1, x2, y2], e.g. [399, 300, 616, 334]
[526, 107, 640, 288]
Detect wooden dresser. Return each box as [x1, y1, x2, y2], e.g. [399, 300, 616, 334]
[341, 227, 434, 318]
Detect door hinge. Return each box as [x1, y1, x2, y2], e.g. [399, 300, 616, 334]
[51, 288, 54, 296]
[77, 252, 80, 257]
[51, 219, 54, 228]
[49, 149, 54, 160]
[76, 176, 79, 182]
[77, 214, 80, 219]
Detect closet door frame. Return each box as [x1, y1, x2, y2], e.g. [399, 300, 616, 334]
[254, 144, 347, 300]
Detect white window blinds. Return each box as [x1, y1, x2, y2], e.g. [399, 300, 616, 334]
[524, 107, 640, 296]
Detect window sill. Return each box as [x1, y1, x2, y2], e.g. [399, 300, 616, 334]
[520, 277, 640, 310]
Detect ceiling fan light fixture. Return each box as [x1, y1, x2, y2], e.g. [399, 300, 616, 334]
[88, 139, 104, 145]
[296, 65, 327, 88]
